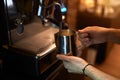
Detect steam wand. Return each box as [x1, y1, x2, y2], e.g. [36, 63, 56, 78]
[39, 1, 67, 34]
[49, 2, 68, 35]
[54, 2, 63, 35]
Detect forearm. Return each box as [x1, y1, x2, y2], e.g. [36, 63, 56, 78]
[85, 65, 119, 80]
[107, 28, 120, 44]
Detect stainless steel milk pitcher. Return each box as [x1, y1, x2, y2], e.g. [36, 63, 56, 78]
[55, 29, 76, 55]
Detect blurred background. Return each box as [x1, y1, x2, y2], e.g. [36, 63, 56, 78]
[1, 0, 120, 80]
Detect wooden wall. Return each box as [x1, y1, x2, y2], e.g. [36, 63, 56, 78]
[66, 0, 79, 30]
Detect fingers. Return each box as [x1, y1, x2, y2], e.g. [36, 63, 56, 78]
[63, 61, 77, 73]
[80, 37, 90, 43]
[76, 31, 88, 38]
[63, 61, 71, 69]
[56, 54, 72, 62]
[78, 32, 89, 38]
[76, 30, 92, 47]
[78, 37, 91, 48]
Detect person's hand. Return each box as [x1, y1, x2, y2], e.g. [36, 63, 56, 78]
[77, 26, 109, 48]
[56, 54, 88, 74]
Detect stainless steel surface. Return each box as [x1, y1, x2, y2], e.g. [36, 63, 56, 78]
[37, 43, 56, 57]
[55, 29, 76, 55]
[11, 17, 59, 56]
[60, 35, 70, 54]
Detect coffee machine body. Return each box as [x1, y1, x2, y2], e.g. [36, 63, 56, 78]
[0, 0, 36, 46]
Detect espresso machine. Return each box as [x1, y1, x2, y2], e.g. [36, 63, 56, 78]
[0, 0, 77, 80]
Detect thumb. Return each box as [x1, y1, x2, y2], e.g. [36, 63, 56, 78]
[56, 54, 71, 62]
[78, 29, 87, 33]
